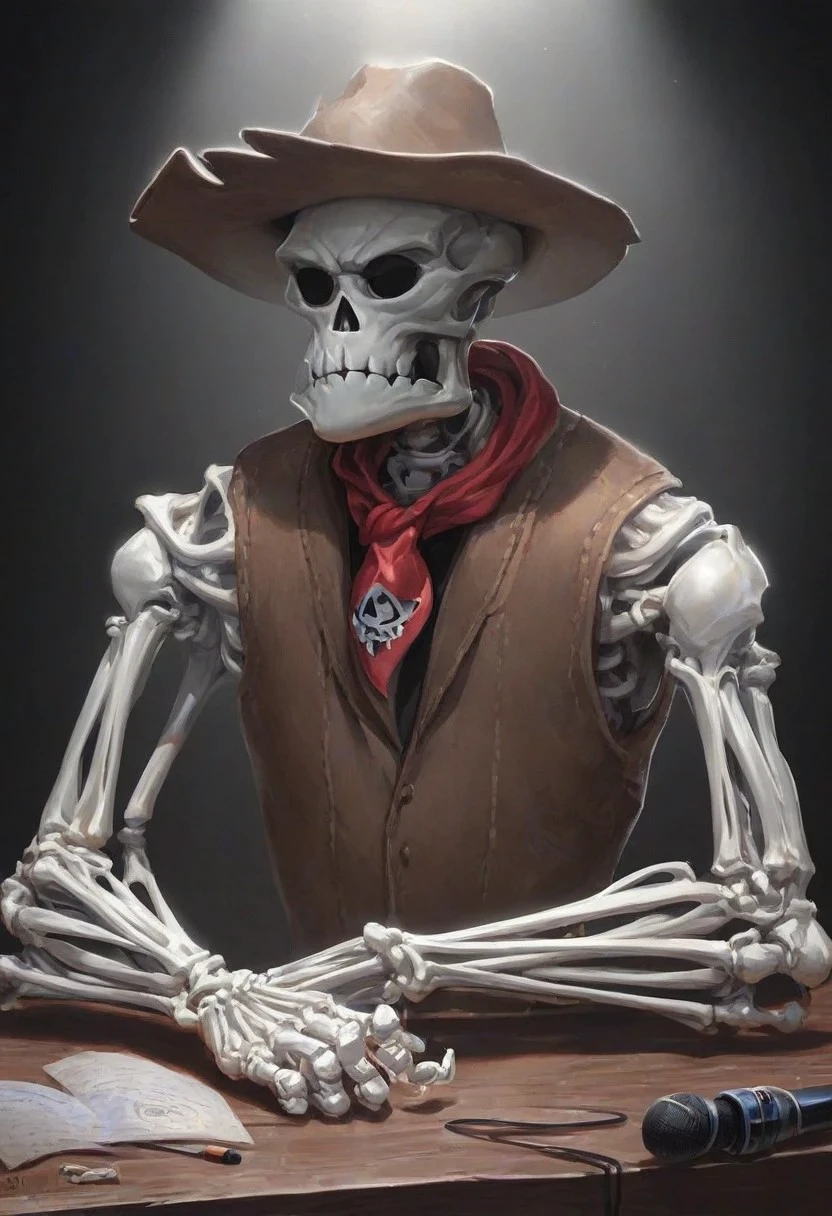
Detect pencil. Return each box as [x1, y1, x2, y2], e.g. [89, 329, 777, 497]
[155, 1143, 243, 1164]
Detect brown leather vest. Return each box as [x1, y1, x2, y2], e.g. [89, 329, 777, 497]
[230, 406, 679, 956]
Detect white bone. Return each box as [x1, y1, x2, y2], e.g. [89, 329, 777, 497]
[355, 1074, 390, 1110]
[70, 609, 174, 848]
[122, 622, 226, 832]
[39, 642, 118, 835]
[738, 644, 814, 897]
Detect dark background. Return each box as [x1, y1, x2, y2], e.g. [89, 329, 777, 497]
[4, 0, 830, 972]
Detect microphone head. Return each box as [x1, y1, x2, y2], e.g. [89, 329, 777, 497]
[641, 1092, 717, 1162]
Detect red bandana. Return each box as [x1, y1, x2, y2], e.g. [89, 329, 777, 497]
[332, 340, 559, 695]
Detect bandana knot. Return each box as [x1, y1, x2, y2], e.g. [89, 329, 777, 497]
[332, 340, 559, 695]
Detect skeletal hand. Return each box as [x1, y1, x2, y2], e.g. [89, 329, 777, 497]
[189, 973, 454, 1116]
[0, 834, 454, 1118]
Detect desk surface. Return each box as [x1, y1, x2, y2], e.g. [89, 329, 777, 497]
[1, 987, 830, 1216]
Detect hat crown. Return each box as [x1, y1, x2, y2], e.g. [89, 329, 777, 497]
[131, 60, 637, 315]
[300, 60, 506, 156]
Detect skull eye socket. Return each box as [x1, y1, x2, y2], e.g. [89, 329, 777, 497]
[295, 266, 336, 306]
[362, 254, 421, 299]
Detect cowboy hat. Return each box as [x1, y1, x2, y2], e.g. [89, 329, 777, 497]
[130, 59, 638, 316]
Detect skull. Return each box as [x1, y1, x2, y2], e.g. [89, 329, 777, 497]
[276, 198, 524, 442]
[352, 584, 419, 656]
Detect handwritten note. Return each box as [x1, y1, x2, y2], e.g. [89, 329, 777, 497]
[0, 1051, 253, 1168]
[0, 1082, 104, 1169]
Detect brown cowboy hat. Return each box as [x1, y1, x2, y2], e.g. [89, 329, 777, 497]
[130, 59, 638, 316]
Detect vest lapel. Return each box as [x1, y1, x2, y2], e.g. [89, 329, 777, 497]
[412, 412, 576, 747]
[297, 412, 577, 755]
[298, 436, 400, 749]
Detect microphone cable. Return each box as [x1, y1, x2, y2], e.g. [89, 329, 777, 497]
[444, 1107, 628, 1216]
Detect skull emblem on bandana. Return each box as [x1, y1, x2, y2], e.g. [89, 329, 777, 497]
[352, 584, 420, 656]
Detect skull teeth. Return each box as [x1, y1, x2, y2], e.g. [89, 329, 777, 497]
[312, 365, 440, 387]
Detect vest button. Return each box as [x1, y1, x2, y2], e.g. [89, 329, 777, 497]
[399, 844, 411, 865]
[399, 783, 415, 804]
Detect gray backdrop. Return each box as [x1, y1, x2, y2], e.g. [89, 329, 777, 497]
[5, 0, 830, 972]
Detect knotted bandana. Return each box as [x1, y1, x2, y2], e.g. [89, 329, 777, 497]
[332, 341, 560, 695]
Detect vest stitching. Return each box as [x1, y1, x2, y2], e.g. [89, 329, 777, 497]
[415, 415, 577, 743]
[297, 441, 348, 930]
[411, 489, 524, 749]
[319, 641, 346, 934]
[230, 463, 255, 690]
[298, 442, 327, 642]
[482, 610, 508, 903]
[297, 443, 339, 696]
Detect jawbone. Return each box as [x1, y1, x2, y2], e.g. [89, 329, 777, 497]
[291, 336, 474, 443]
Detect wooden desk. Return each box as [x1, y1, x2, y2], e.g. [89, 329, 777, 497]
[1, 988, 830, 1215]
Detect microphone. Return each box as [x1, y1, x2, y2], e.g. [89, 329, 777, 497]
[641, 1084, 832, 1162]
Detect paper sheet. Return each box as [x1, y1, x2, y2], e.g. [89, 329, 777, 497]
[0, 1051, 253, 1168]
[44, 1053, 254, 1146]
[0, 1082, 105, 1169]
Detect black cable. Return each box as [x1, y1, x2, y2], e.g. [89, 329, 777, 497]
[444, 1108, 628, 1216]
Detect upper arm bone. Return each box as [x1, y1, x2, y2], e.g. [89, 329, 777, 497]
[663, 526, 768, 670]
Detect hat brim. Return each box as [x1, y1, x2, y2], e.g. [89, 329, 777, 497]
[130, 130, 639, 316]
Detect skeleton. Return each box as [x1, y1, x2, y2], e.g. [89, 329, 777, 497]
[3, 199, 829, 1119]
